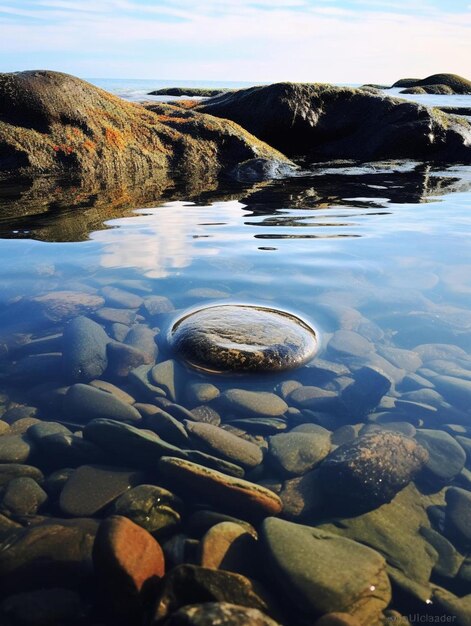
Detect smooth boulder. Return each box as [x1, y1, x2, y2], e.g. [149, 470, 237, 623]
[62, 316, 109, 382]
[260, 518, 391, 625]
[169, 304, 318, 373]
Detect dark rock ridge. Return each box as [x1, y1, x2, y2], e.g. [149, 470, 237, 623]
[0, 70, 293, 183]
[439, 107, 471, 116]
[391, 73, 471, 94]
[148, 87, 232, 97]
[198, 82, 471, 161]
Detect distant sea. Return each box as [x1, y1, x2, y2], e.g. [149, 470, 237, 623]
[88, 77, 471, 110]
[88, 77, 257, 102]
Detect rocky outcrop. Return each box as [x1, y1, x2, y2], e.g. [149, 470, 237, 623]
[401, 85, 454, 95]
[198, 82, 471, 161]
[148, 87, 231, 97]
[392, 73, 471, 94]
[0, 71, 293, 184]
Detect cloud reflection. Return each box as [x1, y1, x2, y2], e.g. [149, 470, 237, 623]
[91, 200, 245, 278]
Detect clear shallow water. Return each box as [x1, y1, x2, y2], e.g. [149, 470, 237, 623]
[1, 161, 471, 621]
[1, 161, 471, 375]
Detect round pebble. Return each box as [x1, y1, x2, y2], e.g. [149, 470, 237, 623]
[169, 305, 318, 373]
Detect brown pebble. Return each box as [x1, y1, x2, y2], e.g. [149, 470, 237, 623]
[93, 515, 165, 622]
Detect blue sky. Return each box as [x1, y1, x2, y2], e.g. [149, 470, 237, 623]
[0, 0, 470, 82]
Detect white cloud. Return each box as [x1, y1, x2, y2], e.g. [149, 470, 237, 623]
[0, 1, 470, 83]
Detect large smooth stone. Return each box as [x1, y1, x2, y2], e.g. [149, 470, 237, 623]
[260, 518, 391, 625]
[0, 523, 96, 594]
[93, 515, 165, 623]
[31, 291, 104, 322]
[444, 487, 471, 548]
[106, 341, 151, 378]
[319, 432, 428, 512]
[158, 457, 282, 518]
[124, 325, 158, 362]
[64, 384, 141, 424]
[268, 430, 331, 477]
[101, 286, 144, 309]
[221, 390, 288, 417]
[185, 421, 263, 469]
[318, 484, 443, 602]
[62, 316, 109, 382]
[415, 429, 466, 485]
[59, 464, 145, 517]
[83, 419, 188, 469]
[0, 477, 48, 517]
[169, 305, 318, 373]
[198, 521, 258, 574]
[0, 435, 34, 464]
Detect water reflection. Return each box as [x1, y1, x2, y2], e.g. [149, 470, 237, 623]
[92, 202, 238, 279]
[1, 162, 470, 243]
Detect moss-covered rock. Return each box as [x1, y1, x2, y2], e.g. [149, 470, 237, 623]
[0, 71, 293, 184]
[393, 73, 471, 94]
[391, 78, 422, 88]
[401, 85, 454, 95]
[400, 86, 428, 95]
[148, 87, 232, 97]
[198, 82, 471, 161]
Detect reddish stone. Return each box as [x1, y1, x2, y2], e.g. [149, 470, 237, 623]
[93, 515, 165, 623]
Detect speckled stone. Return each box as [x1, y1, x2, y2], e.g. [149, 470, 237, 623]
[319, 432, 428, 512]
[0, 435, 34, 464]
[164, 602, 282, 626]
[152, 564, 278, 622]
[169, 305, 318, 373]
[0, 477, 48, 517]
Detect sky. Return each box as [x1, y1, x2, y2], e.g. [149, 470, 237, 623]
[0, 0, 470, 84]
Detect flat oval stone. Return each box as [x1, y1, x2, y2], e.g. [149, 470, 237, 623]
[169, 305, 318, 373]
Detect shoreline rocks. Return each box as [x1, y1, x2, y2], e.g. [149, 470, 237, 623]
[391, 73, 471, 95]
[0, 70, 293, 185]
[198, 82, 471, 161]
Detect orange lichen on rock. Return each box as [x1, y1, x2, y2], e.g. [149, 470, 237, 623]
[104, 127, 125, 150]
[0, 70, 292, 185]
